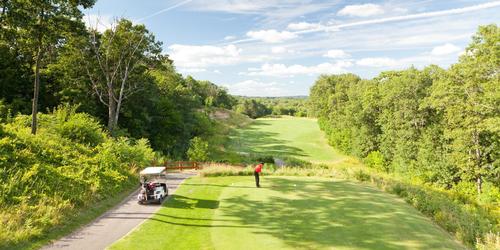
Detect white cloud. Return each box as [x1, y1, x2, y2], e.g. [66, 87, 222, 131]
[168, 44, 242, 68]
[271, 46, 295, 54]
[246, 29, 298, 43]
[168, 44, 276, 68]
[186, 0, 335, 25]
[225, 80, 285, 96]
[334, 2, 500, 29]
[323, 49, 350, 59]
[356, 57, 398, 67]
[246, 61, 352, 77]
[430, 43, 461, 56]
[287, 21, 322, 31]
[338, 4, 384, 17]
[228, 2, 500, 46]
[224, 35, 237, 40]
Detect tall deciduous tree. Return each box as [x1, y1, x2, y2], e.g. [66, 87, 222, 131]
[428, 24, 499, 194]
[82, 19, 163, 134]
[2, 0, 95, 134]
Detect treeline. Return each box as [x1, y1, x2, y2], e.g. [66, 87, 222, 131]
[234, 96, 309, 118]
[0, 1, 235, 158]
[309, 25, 499, 202]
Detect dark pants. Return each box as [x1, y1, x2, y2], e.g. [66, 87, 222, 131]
[254, 171, 260, 187]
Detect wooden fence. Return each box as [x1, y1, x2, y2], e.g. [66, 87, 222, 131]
[149, 161, 246, 171]
[161, 161, 200, 171]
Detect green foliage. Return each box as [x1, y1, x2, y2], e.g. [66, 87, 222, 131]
[0, 108, 154, 248]
[51, 105, 106, 146]
[234, 99, 271, 119]
[234, 96, 309, 118]
[251, 154, 274, 164]
[309, 25, 499, 204]
[364, 151, 387, 172]
[187, 137, 209, 162]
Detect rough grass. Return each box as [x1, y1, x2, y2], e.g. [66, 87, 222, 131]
[109, 175, 465, 250]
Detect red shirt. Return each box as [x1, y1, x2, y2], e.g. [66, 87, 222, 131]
[255, 164, 263, 173]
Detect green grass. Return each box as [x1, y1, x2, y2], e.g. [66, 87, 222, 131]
[228, 117, 345, 163]
[110, 176, 464, 250]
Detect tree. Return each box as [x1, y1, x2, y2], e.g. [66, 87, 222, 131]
[1, 0, 95, 134]
[187, 137, 209, 162]
[80, 19, 163, 134]
[428, 24, 499, 194]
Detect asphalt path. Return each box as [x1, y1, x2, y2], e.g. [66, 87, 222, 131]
[42, 172, 196, 250]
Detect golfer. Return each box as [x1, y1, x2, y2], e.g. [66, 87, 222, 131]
[254, 162, 263, 187]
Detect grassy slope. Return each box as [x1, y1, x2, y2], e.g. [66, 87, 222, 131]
[110, 176, 464, 250]
[229, 117, 345, 163]
[11, 184, 138, 250]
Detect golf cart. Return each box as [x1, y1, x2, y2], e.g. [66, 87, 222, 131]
[137, 167, 168, 204]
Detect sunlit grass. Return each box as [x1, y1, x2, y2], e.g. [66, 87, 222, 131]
[229, 117, 345, 163]
[110, 176, 464, 250]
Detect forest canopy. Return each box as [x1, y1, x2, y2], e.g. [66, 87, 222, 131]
[309, 24, 499, 201]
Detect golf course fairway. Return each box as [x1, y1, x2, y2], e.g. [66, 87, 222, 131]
[229, 117, 345, 163]
[109, 117, 464, 249]
[110, 176, 463, 250]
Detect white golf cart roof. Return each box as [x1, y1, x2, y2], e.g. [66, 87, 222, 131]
[140, 167, 166, 175]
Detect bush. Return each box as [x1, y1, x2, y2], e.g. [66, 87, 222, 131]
[57, 113, 106, 146]
[0, 109, 155, 249]
[251, 154, 274, 164]
[187, 137, 209, 162]
[364, 151, 387, 172]
[280, 156, 312, 167]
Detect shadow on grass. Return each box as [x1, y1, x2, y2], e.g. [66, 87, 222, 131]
[216, 178, 463, 250]
[230, 120, 307, 158]
[162, 194, 220, 209]
[181, 183, 255, 189]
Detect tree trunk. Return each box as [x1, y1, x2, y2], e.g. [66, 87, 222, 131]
[114, 67, 129, 127]
[107, 87, 116, 134]
[31, 46, 43, 135]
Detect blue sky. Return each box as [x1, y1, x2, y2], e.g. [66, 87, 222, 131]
[84, 0, 500, 96]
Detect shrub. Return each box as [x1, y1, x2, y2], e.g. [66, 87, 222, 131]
[187, 137, 209, 162]
[0, 110, 155, 249]
[364, 151, 387, 172]
[249, 154, 274, 164]
[280, 156, 312, 167]
[56, 113, 106, 146]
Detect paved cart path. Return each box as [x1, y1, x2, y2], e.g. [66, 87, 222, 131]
[43, 172, 196, 250]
